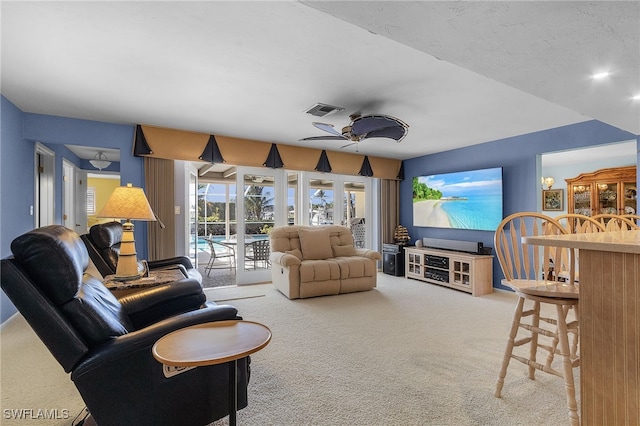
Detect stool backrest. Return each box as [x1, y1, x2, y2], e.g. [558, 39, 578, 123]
[494, 212, 573, 284]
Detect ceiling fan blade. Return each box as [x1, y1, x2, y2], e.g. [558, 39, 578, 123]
[351, 115, 407, 136]
[312, 122, 343, 137]
[363, 125, 408, 142]
[340, 142, 357, 149]
[299, 135, 347, 141]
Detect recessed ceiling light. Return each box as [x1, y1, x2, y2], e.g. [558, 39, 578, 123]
[591, 71, 611, 80]
[632, 93, 640, 101]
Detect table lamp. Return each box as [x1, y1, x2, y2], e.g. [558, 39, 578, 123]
[97, 183, 156, 280]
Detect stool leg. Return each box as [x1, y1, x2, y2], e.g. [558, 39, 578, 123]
[556, 304, 580, 426]
[495, 296, 525, 398]
[528, 301, 541, 380]
[228, 360, 238, 426]
[570, 305, 579, 359]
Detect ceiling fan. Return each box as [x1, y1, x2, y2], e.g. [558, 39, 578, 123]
[300, 114, 409, 150]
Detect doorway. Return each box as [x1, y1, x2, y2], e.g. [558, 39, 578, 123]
[538, 139, 637, 217]
[34, 143, 55, 227]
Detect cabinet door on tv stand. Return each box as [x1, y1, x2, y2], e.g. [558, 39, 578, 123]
[404, 248, 422, 279]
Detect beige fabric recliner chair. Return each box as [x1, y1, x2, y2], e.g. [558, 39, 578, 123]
[269, 225, 381, 299]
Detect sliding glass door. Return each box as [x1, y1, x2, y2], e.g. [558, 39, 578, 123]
[235, 166, 289, 284]
[302, 172, 372, 247]
[193, 166, 377, 285]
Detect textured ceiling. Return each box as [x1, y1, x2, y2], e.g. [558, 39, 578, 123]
[1, 1, 637, 161]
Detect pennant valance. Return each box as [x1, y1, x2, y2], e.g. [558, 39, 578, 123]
[359, 156, 374, 177]
[133, 124, 402, 179]
[199, 135, 225, 163]
[397, 161, 405, 180]
[263, 143, 284, 168]
[133, 125, 221, 163]
[315, 150, 332, 173]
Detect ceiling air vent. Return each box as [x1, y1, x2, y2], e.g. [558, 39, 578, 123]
[304, 103, 345, 118]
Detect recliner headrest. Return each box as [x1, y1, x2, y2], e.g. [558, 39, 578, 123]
[10, 225, 89, 305]
[89, 222, 123, 249]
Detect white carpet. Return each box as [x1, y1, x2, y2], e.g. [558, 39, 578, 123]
[1, 274, 577, 425]
[211, 274, 577, 426]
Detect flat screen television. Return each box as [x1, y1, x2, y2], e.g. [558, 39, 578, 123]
[413, 167, 503, 231]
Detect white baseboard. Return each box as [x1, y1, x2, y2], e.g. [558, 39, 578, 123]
[0, 312, 22, 331]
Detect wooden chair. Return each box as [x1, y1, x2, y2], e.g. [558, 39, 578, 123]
[204, 239, 236, 275]
[554, 213, 606, 234]
[621, 214, 640, 227]
[554, 213, 606, 280]
[494, 212, 580, 426]
[552, 214, 605, 357]
[591, 213, 639, 231]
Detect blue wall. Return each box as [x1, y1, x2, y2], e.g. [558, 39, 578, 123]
[1, 97, 33, 321]
[1, 96, 141, 321]
[401, 120, 639, 291]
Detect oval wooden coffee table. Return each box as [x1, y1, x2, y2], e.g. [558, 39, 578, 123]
[152, 320, 272, 425]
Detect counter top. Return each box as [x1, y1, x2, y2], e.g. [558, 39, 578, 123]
[523, 230, 640, 254]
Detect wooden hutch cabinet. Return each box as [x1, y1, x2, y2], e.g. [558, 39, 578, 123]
[565, 166, 637, 216]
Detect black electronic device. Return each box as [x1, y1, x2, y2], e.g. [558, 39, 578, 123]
[383, 251, 404, 276]
[383, 244, 401, 254]
[422, 237, 485, 255]
[424, 254, 449, 269]
[424, 269, 449, 283]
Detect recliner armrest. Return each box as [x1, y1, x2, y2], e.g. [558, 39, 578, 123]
[71, 303, 240, 378]
[148, 256, 195, 271]
[354, 248, 382, 261]
[80, 234, 115, 277]
[147, 257, 203, 285]
[271, 251, 302, 267]
[119, 279, 206, 329]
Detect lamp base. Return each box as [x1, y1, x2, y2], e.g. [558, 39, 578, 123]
[114, 220, 142, 281]
[112, 272, 143, 282]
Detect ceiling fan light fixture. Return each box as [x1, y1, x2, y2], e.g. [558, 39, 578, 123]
[90, 151, 111, 170]
[300, 113, 408, 146]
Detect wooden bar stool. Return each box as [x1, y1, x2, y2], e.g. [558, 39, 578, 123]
[591, 213, 638, 230]
[493, 212, 580, 426]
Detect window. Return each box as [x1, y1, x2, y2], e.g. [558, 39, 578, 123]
[86, 187, 96, 214]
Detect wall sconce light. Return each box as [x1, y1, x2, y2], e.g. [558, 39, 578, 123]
[97, 183, 156, 280]
[89, 151, 112, 170]
[541, 176, 555, 190]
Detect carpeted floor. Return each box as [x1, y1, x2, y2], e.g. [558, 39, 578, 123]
[209, 276, 578, 426]
[1, 274, 578, 426]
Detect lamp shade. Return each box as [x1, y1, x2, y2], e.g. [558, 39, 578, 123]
[97, 183, 156, 221]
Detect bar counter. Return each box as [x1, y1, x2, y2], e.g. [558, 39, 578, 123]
[524, 230, 639, 425]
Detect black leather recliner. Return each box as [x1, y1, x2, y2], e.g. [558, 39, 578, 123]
[81, 221, 203, 284]
[1, 225, 249, 426]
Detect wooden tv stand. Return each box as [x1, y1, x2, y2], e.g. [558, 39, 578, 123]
[404, 246, 493, 296]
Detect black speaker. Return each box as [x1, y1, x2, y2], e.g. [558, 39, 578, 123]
[383, 252, 404, 276]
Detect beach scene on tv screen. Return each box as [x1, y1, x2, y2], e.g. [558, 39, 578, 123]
[413, 168, 503, 231]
